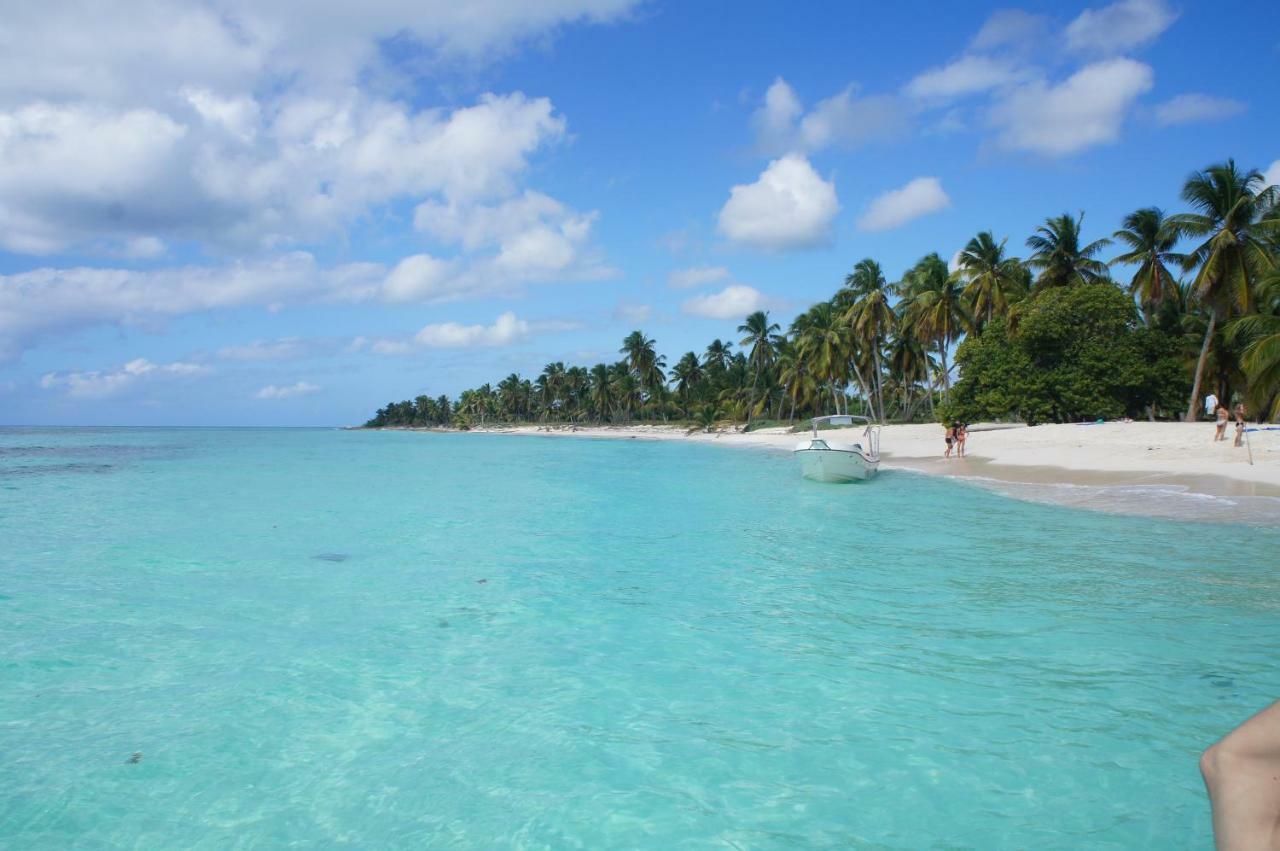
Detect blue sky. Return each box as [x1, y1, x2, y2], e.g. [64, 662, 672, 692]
[1, 0, 1277, 425]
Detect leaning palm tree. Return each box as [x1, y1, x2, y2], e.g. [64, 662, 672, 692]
[955, 231, 1026, 332]
[1110, 207, 1185, 322]
[1026, 212, 1112, 289]
[738, 310, 781, 427]
[1171, 159, 1280, 420]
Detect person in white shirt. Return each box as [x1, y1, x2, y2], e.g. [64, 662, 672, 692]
[1204, 392, 1219, 420]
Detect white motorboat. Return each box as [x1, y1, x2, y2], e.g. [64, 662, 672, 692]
[793, 415, 880, 482]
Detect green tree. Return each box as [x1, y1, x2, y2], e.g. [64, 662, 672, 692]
[947, 284, 1186, 423]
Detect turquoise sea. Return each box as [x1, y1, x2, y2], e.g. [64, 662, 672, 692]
[2, 427, 1278, 849]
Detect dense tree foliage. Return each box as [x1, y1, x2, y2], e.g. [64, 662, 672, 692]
[943, 285, 1185, 424]
[367, 158, 1280, 429]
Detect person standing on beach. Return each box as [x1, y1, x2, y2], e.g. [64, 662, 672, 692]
[1233, 403, 1247, 447]
[1215, 404, 1229, 441]
[1204, 391, 1219, 420]
[956, 423, 967, 457]
[944, 423, 955, 458]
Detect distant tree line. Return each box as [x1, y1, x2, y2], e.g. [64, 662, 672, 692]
[366, 158, 1279, 429]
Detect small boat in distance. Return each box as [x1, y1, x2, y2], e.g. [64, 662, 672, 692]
[793, 415, 881, 482]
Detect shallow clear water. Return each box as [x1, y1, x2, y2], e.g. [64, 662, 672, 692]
[2, 427, 1277, 849]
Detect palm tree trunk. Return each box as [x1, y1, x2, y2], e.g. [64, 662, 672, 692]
[1185, 309, 1217, 422]
[849, 361, 867, 417]
[937, 343, 952, 403]
[746, 363, 760, 427]
[872, 347, 886, 423]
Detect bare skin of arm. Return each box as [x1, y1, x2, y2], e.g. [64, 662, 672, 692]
[1201, 700, 1280, 850]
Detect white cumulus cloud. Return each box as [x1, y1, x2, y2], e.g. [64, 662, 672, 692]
[255, 381, 321, 400]
[970, 9, 1050, 51]
[668, 265, 729, 289]
[1154, 94, 1246, 127]
[414, 311, 532, 348]
[857, 177, 951, 232]
[681, 285, 773, 321]
[1065, 0, 1176, 55]
[989, 59, 1154, 156]
[752, 78, 906, 155]
[352, 311, 581, 353]
[906, 55, 1025, 100]
[717, 155, 839, 251]
[41, 358, 210, 400]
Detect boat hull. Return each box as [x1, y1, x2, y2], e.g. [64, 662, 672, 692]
[793, 446, 879, 482]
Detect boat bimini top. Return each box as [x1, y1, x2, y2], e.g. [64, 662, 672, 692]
[804, 415, 880, 458]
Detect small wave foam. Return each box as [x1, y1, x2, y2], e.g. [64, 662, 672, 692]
[935, 473, 1278, 525]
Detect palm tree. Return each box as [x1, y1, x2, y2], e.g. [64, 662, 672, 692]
[841, 259, 895, 421]
[588, 363, 614, 422]
[886, 327, 934, 421]
[497, 373, 524, 420]
[703, 339, 733, 372]
[620, 330, 666, 410]
[1026, 212, 1112, 289]
[669, 352, 704, 416]
[774, 339, 811, 421]
[612, 366, 641, 422]
[1172, 159, 1279, 420]
[1223, 269, 1280, 419]
[564, 366, 589, 421]
[738, 310, 781, 427]
[899, 252, 970, 402]
[955, 231, 1026, 331]
[536, 362, 566, 420]
[1110, 207, 1184, 322]
[794, 301, 853, 414]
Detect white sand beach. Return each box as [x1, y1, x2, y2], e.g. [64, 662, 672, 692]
[450, 420, 1280, 521]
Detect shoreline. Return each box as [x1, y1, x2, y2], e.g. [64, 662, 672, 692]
[365, 422, 1280, 523]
